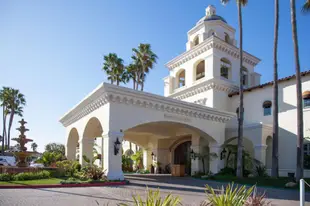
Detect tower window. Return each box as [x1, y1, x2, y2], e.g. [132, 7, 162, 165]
[263, 101, 272, 116]
[177, 69, 186, 88]
[224, 33, 230, 44]
[242, 67, 248, 86]
[194, 36, 199, 46]
[195, 60, 205, 80]
[220, 58, 231, 80]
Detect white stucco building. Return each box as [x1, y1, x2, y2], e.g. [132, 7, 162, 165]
[60, 5, 310, 180]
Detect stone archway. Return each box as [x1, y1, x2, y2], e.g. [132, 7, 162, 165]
[222, 137, 254, 170]
[80, 117, 104, 165]
[66, 128, 79, 161]
[174, 141, 191, 175]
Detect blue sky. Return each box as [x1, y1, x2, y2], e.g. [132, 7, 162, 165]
[0, 0, 309, 152]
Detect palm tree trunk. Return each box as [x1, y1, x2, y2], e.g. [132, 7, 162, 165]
[141, 65, 145, 91]
[236, 2, 244, 178]
[133, 80, 136, 90]
[290, 0, 304, 181]
[7, 110, 14, 148]
[272, 0, 279, 178]
[1, 105, 5, 155]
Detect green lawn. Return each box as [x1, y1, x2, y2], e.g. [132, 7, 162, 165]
[0, 178, 64, 186]
[202, 175, 310, 190]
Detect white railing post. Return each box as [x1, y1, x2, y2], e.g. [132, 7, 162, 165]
[300, 179, 305, 206]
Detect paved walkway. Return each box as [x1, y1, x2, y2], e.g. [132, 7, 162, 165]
[0, 174, 309, 205]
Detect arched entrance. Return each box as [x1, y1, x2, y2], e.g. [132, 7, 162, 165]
[66, 128, 79, 161]
[174, 141, 191, 175]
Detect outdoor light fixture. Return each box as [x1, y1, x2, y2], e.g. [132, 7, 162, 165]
[220, 148, 227, 160]
[114, 137, 121, 155]
[151, 152, 155, 160]
[190, 149, 199, 160]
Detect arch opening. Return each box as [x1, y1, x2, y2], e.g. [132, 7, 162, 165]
[176, 69, 186, 88]
[220, 58, 231, 80]
[195, 60, 205, 81]
[67, 128, 79, 161]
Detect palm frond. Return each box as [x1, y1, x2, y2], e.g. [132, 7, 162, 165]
[302, 0, 310, 13]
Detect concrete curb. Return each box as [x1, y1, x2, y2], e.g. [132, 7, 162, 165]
[0, 180, 128, 189]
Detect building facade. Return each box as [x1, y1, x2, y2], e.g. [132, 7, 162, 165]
[60, 5, 310, 180]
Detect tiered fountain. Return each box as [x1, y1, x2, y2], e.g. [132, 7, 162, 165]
[12, 119, 34, 167]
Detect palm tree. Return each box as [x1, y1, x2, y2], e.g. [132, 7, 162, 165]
[132, 44, 158, 91]
[6, 88, 26, 148]
[290, 0, 304, 181]
[0, 87, 10, 155]
[31, 142, 38, 152]
[271, 0, 279, 178]
[102, 53, 126, 86]
[221, 0, 248, 178]
[302, 0, 310, 12]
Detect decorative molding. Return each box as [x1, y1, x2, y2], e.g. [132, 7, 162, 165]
[165, 36, 260, 70]
[226, 123, 273, 132]
[164, 113, 191, 123]
[59, 83, 236, 127]
[169, 78, 238, 100]
[102, 131, 124, 139]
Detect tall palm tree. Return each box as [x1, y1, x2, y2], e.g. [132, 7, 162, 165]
[132, 44, 158, 91]
[271, 0, 279, 178]
[102, 53, 126, 86]
[221, 0, 248, 178]
[7, 88, 26, 148]
[126, 63, 139, 90]
[0, 87, 10, 155]
[31, 142, 38, 152]
[302, 0, 310, 12]
[290, 0, 304, 181]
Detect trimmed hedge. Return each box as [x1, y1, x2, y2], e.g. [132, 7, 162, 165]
[0, 171, 51, 181]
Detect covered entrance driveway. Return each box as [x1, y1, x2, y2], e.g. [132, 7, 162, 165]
[60, 83, 235, 180]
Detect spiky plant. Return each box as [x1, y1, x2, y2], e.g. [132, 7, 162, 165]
[201, 183, 254, 206]
[119, 188, 181, 206]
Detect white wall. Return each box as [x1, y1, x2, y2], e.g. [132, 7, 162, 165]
[229, 75, 310, 170]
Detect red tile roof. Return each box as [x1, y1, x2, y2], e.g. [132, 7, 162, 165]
[228, 70, 310, 97]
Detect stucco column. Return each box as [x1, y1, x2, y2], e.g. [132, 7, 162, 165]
[103, 131, 124, 180]
[254, 145, 267, 166]
[79, 138, 93, 166]
[143, 149, 152, 170]
[191, 134, 201, 175]
[209, 143, 223, 174]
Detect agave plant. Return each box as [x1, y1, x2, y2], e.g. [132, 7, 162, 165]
[119, 188, 181, 206]
[244, 187, 271, 206]
[201, 183, 254, 206]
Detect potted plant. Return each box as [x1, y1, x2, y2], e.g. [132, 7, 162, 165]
[154, 161, 162, 174]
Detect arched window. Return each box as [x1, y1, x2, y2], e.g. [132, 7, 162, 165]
[193, 36, 199, 46]
[303, 91, 310, 108]
[208, 30, 216, 38]
[263, 101, 272, 116]
[196, 60, 205, 80]
[177, 69, 186, 88]
[220, 58, 231, 79]
[242, 67, 248, 86]
[224, 33, 230, 44]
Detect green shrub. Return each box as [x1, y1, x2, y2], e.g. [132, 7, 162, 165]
[202, 183, 255, 206]
[80, 165, 106, 181]
[56, 160, 80, 177]
[0, 173, 13, 181]
[119, 188, 181, 206]
[218, 167, 236, 176]
[13, 170, 51, 181]
[254, 165, 269, 177]
[60, 177, 82, 184]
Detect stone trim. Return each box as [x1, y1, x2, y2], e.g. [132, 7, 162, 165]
[169, 78, 238, 100]
[165, 36, 260, 70]
[59, 83, 236, 127]
[102, 131, 124, 139]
